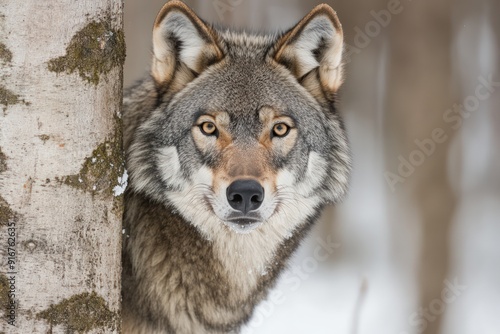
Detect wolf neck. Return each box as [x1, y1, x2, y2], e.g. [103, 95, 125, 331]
[169, 200, 316, 299]
[189, 212, 298, 296]
[212, 223, 288, 294]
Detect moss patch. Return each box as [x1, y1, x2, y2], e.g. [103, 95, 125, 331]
[60, 117, 124, 198]
[47, 17, 125, 86]
[37, 135, 50, 143]
[0, 43, 12, 63]
[36, 292, 117, 333]
[0, 148, 6, 173]
[0, 274, 8, 313]
[0, 85, 20, 110]
[0, 195, 15, 226]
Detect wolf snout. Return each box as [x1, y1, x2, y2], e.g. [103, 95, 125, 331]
[226, 180, 264, 214]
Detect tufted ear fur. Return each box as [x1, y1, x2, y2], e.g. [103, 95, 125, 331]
[273, 4, 344, 95]
[152, 0, 224, 88]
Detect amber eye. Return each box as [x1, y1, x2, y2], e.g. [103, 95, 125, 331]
[272, 123, 290, 138]
[200, 122, 217, 136]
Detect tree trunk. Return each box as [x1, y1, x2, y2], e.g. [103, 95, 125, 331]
[385, 1, 456, 334]
[0, 1, 124, 333]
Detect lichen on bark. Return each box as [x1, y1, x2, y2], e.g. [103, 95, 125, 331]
[0, 43, 12, 63]
[0, 85, 20, 110]
[47, 17, 126, 86]
[61, 117, 124, 199]
[0, 274, 9, 312]
[0, 195, 15, 226]
[37, 135, 50, 143]
[0, 147, 6, 173]
[36, 292, 117, 333]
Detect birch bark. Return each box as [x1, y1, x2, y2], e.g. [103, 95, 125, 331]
[0, 1, 124, 332]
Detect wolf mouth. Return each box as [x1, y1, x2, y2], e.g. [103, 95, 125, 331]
[224, 219, 262, 234]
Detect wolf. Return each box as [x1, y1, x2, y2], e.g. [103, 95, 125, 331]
[122, 1, 351, 333]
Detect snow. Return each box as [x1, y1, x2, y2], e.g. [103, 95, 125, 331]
[241, 225, 416, 334]
[113, 170, 128, 196]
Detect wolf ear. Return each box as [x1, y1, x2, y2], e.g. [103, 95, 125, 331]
[152, 0, 223, 87]
[273, 4, 344, 94]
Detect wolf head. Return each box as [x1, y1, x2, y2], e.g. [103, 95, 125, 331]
[127, 1, 351, 237]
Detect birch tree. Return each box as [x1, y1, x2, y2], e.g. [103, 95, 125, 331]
[0, 1, 124, 332]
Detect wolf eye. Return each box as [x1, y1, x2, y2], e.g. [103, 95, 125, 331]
[272, 123, 290, 138]
[200, 122, 217, 136]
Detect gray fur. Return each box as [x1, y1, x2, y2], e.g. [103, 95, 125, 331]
[122, 2, 351, 333]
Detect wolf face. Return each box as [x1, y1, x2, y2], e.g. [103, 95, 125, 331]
[127, 1, 351, 240]
[123, 1, 352, 332]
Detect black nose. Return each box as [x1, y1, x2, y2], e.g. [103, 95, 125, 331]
[226, 180, 264, 214]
